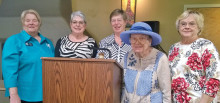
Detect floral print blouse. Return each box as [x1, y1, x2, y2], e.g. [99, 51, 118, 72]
[168, 38, 220, 103]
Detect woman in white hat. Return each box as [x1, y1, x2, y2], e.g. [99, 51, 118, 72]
[120, 22, 171, 103]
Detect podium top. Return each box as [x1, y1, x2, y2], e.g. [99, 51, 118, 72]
[41, 57, 122, 68]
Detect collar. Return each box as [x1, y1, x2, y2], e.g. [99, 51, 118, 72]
[131, 48, 158, 60]
[21, 30, 49, 43]
[111, 34, 126, 46]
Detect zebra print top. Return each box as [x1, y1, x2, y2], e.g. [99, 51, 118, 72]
[55, 35, 97, 58]
[97, 34, 132, 63]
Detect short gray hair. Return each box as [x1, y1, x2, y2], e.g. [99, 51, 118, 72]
[70, 11, 86, 24]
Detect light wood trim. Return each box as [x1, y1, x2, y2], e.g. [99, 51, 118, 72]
[0, 80, 5, 91]
[184, 4, 220, 11]
[0, 87, 5, 91]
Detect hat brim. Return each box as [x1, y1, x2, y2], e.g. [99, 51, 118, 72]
[120, 30, 162, 46]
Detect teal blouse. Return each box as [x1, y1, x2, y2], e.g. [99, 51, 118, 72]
[2, 30, 54, 102]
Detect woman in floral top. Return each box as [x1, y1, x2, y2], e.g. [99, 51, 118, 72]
[169, 10, 220, 103]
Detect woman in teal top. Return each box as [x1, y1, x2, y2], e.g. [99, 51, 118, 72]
[2, 9, 54, 103]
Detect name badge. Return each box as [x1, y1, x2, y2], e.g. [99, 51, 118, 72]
[25, 42, 33, 46]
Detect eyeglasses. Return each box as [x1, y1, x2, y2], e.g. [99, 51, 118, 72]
[179, 21, 197, 28]
[71, 21, 85, 25]
[130, 37, 148, 44]
[111, 18, 125, 24]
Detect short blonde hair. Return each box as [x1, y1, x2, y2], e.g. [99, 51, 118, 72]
[176, 10, 204, 35]
[109, 9, 127, 22]
[21, 9, 42, 26]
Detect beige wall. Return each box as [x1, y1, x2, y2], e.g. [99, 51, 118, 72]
[136, 0, 220, 52]
[190, 8, 220, 52]
[71, 0, 220, 53]
[71, 0, 120, 43]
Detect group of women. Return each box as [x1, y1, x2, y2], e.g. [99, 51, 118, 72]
[2, 8, 220, 103]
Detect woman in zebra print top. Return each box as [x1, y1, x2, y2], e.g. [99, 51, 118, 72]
[96, 9, 132, 63]
[55, 11, 97, 58]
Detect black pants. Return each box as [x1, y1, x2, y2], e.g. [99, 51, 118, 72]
[21, 100, 42, 103]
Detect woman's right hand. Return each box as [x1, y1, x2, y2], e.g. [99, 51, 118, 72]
[9, 87, 21, 103]
[10, 94, 21, 103]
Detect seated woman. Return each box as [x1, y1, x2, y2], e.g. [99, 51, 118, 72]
[120, 22, 171, 103]
[55, 11, 97, 58]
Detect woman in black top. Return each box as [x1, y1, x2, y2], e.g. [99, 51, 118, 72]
[55, 11, 97, 58]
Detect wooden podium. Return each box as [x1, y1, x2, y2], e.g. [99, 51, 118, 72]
[41, 57, 123, 103]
